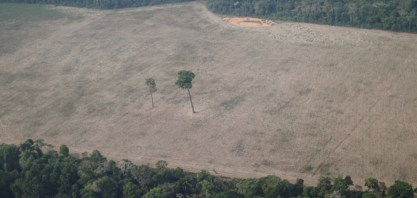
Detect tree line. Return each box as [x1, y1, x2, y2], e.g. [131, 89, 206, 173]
[1, 0, 417, 33]
[1, 139, 417, 198]
[205, 0, 417, 33]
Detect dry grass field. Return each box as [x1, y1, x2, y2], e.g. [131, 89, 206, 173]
[1, 2, 417, 186]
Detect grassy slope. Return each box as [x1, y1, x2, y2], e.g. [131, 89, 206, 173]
[0, 2, 417, 186]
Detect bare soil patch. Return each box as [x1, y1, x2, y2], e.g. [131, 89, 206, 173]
[223, 17, 276, 27]
[1, 2, 417, 187]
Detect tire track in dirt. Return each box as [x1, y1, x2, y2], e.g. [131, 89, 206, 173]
[311, 75, 399, 176]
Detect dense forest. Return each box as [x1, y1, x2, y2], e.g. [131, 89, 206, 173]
[0, 0, 417, 33]
[205, 0, 417, 33]
[1, 139, 416, 198]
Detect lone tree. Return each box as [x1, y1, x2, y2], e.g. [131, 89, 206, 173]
[175, 70, 195, 113]
[145, 78, 157, 108]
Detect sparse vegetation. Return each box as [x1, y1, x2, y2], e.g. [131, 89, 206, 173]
[301, 165, 314, 173]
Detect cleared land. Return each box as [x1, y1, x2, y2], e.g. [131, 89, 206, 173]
[1, 2, 417, 186]
[223, 17, 276, 27]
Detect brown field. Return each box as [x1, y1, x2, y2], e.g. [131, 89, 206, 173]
[1, 2, 417, 187]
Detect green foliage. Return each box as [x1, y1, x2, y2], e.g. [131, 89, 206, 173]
[199, 179, 215, 197]
[1, 139, 416, 198]
[175, 70, 195, 90]
[365, 177, 379, 191]
[317, 176, 332, 197]
[145, 78, 157, 94]
[156, 160, 168, 169]
[362, 192, 377, 198]
[303, 186, 319, 198]
[301, 165, 314, 173]
[344, 176, 353, 186]
[90, 150, 106, 163]
[59, 144, 69, 156]
[260, 175, 287, 198]
[236, 178, 262, 197]
[123, 182, 140, 198]
[175, 70, 196, 113]
[0, 170, 13, 197]
[332, 175, 348, 194]
[142, 187, 170, 198]
[205, 0, 417, 33]
[2, 0, 417, 34]
[387, 180, 414, 198]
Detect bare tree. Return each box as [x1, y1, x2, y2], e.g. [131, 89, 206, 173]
[116, 159, 134, 176]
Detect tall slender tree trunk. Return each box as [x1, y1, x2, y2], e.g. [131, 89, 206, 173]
[151, 93, 154, 108]
[187, 88, 195, 113]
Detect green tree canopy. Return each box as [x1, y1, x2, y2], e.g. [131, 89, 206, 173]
[387, 180, 414, 198]
[175, 70, 195, 90]
[365, 177, 379, 192]
[146, 78, 157, 108]
[59, 145, 69, 156]
[362, 192, 377, 198]
[145, 78, 157, 93]
[175, 70, 196, 113]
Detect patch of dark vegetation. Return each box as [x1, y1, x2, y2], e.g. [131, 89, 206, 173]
[301, 165, 314, 173]
[0, 139, 415, 198]
[220, 96, 245, 110]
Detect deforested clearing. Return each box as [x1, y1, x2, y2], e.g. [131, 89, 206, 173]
[1, 2, 417, 186]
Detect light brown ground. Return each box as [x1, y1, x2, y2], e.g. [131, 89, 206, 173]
[223, 17, 276, 27]
[1, 2, 417, 187]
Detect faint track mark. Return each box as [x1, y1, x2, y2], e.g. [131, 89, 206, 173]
[277, 96, 295, 112]
[302, 137, 333, 168]
[308, 76, 400, 175]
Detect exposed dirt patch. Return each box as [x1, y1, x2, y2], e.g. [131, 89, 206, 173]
[223, 17, 276, 27]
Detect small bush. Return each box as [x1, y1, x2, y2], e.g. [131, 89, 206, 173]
[301, 165, 314, 173]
